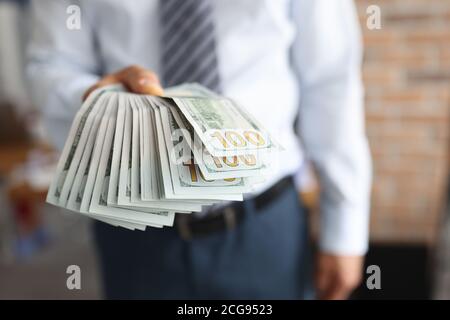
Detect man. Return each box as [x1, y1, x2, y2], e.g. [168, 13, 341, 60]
[27, 0, 371, 299]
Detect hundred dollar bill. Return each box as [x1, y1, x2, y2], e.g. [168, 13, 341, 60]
[152, 103, 243, 201]
[53, 90, 145, 230]
[46, 88, 107, 205]
[114, 96, 204, 211]
[58, 93, 112, 207]
[130, 97, 201, 211]
[159, 105, 250, 196]
[46, 84, 278, 230]
[46, 85, 125, 206]
[139, 98, 209, 210]
[138, 96, 155, 200]
[88, 97, 174, 227]
[66, 97, 108, 212]
[172, 97, 280, 157]
[79, 91, 113, 214]
[106, 93, 127, 206]
[117, 94, 133, 206]
[162, 100, 270, 180]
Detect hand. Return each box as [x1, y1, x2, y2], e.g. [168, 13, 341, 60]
[83, 65, 164, 100]
[315, 252, 364, 300]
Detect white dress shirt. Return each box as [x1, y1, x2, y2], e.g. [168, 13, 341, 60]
[27, 0, 372, 255]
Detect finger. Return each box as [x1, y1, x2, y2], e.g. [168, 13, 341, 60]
[120, 66, 164, 95]
[324, 272, 360, 300]
[315, 270, 329, 294]
[315, 267, 335, 299]
[82, 74, 120, 101]
[317, 277, 337, 300]
[324, 279, 352, 300]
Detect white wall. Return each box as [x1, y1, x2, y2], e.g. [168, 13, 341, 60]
[0, 1, 30, 110]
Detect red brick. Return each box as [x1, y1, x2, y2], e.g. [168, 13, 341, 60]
[345, 0, 449, 244]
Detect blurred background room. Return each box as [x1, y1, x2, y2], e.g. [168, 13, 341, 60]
[0, 0, 449, 299]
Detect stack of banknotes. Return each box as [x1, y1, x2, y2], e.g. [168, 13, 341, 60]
[46, 83, 279, 230]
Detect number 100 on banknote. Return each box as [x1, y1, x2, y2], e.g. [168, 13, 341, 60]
[173, 97, 280, 157]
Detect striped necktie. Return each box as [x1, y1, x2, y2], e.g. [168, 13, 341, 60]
[159, 0, 222, 92]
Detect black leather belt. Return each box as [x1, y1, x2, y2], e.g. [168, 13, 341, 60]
[175, 176, 294, 240]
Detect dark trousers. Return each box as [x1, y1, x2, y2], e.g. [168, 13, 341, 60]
[93, 180, 313, 299]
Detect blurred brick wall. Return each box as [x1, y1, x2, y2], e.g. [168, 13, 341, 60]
[356, 0, 450, 244]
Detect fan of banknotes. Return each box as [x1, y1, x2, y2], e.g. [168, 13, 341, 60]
[46, 83, 280, 230]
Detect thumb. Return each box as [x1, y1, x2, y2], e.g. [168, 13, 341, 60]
[316, 266, 332, 294]
[119, 67, 164, 96]
[315, 257, 336, 299]
[135, 77, 164, 96]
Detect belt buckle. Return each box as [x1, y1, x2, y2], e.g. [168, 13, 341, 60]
[177, 214, 192, 241]
[177, 206, 238, 240]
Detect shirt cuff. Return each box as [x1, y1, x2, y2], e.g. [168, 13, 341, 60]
[318, 200, 370, 256]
